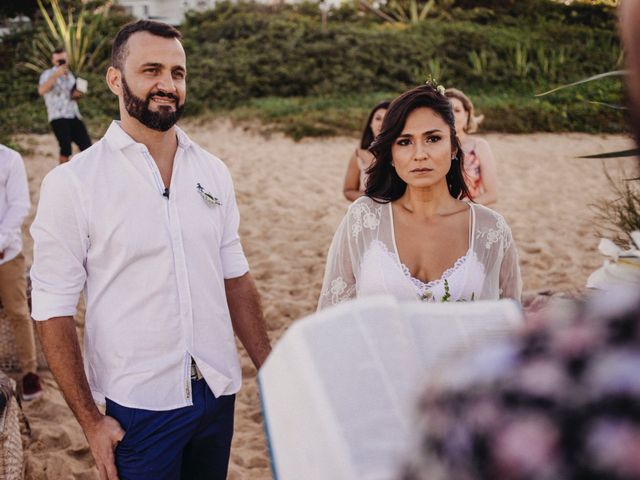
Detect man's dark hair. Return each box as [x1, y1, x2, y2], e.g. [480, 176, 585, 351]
[53, 47, 65, 54]
[366, 84, 471, 202]
[111, 20, 182, 69]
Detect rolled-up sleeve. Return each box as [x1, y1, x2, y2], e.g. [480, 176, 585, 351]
[219, 169, 249, 279]
[30, 167, 89, 320]
[0, 151, 30, 252]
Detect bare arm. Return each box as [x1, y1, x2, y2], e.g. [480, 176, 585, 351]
[225, 272, 271, 369]
[472, 138, 498, 205]
[38, 66, 66, 96]
[36, 317, 123, 480]
[343, 150, 363, 202]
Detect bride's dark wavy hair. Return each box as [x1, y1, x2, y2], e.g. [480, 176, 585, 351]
[365, 84, 470, 203]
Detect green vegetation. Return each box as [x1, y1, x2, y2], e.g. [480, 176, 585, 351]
[218, 79, 624, 140]
[22, 0, 112, 76]
[0, 0, 627, 147]
[593, 171, 640, 246]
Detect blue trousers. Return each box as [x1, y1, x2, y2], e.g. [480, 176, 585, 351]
[105, 379, 235, 480]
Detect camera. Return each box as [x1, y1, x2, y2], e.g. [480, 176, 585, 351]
[57, 59, 66, 66]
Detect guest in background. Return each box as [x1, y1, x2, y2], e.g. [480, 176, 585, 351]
[0, 143, 42, 401]
[343, 101, 390, 201]
[445, 88, 497, 205]
[38, 47, 91, 164]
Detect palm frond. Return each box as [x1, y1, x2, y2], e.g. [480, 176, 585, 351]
[578, 149, 640, 159]
[586, 100, 628, 110]
[536, 70, 627, 97]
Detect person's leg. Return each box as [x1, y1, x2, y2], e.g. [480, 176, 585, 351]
[69, 117, 92, 152]
[106, 393, 201, 480]
[0, 253, 40, 398]
[180, 381, 235, 480]
[50, 119, 72, 163]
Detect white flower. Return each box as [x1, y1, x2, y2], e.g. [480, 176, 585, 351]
[437, 85, 445, 95]
[362, 212, 379, 230]
[330, 277, 347, 296]
[352, 222, 362, 237]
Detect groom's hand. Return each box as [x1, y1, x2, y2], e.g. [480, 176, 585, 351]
[84, 415, 125, 480]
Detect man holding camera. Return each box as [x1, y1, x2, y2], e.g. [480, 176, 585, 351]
[38, 47, 92, 164]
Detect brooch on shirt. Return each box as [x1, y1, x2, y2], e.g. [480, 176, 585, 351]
[196, 183, 222, 207]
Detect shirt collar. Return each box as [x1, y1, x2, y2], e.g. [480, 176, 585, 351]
[105, 120, 193, 151]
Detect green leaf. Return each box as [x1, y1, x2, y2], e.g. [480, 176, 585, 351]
[418, 0, 435, 21]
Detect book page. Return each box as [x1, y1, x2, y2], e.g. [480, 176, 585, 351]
[300, 298, 422, 479]
[402, 299, 523, 371]
[259, 296, 524, 480]
[259, 312, 355, 480]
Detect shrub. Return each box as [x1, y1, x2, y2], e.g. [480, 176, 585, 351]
[0, 0, 625, 143]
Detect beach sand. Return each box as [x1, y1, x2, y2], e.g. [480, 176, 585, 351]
[15, 120, 637, 479]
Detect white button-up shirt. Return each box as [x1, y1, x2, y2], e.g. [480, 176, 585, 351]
[30, 122, 249, 410]
[0, 145, 30, 265]
[39, 67, 82, 122]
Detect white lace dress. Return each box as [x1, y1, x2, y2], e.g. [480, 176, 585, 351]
[318, 196, 522, 310]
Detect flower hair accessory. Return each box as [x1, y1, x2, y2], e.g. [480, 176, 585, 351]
[196, 183, 222, 207]
[425, 75, 446, 95]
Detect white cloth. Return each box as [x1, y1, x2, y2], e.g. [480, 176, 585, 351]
[30, 121, 250, 410]
[318, 196, 521, 310]
[39, 67, 81, 122]
[0, 145, 30, 264]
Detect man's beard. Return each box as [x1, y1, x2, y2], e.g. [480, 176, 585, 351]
[122, 77, 185, 132]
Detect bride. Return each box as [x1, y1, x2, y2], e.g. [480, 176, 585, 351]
[318, 84, 521, 309]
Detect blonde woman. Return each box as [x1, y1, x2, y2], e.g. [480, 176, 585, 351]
[343, 101, 390, 201]
[445, 88, 497, 205]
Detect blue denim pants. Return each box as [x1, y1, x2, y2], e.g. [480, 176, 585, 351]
[105, 378, 235, 480]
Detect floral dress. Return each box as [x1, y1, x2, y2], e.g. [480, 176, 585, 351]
[463, 140, 483, 199]
[317, 196, 521, 310]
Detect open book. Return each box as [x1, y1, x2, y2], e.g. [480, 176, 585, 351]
[258, 295, 523, 480]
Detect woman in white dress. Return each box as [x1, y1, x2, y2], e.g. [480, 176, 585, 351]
[318, 84, 521, 309]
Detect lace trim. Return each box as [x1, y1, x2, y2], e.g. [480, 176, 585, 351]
[373, 240, 472, 295]
[401, 251, 472, 293]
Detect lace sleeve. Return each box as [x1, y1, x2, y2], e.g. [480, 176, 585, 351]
[317, 212, 357, 310]
[499, 225, 522, 302]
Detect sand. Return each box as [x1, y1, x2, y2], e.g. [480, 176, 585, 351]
[15, 120, 637, 479]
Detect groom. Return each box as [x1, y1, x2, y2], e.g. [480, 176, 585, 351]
[31, 20, 271, 480]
